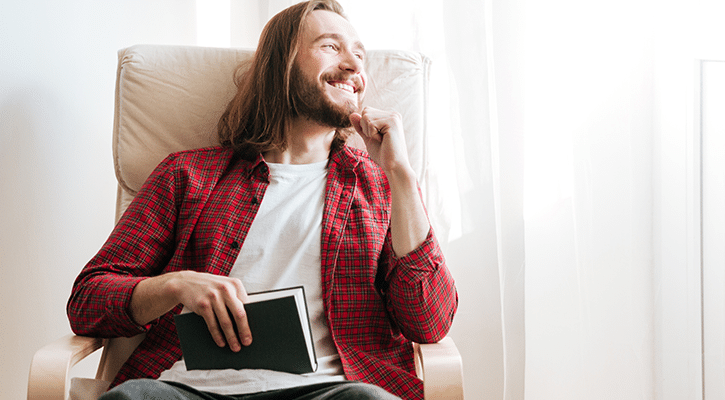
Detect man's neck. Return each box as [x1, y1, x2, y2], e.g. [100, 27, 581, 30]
[263, 117, 336, 164]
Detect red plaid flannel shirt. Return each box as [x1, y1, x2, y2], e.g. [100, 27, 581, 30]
[67, 145, 457, 400]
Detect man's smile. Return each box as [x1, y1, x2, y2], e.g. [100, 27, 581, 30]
[327, 79, 359, 94]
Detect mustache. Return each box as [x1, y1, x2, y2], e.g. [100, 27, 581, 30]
[321, 72, 364, 93]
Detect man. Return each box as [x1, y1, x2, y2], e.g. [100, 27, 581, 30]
[67, 1, 457, 399]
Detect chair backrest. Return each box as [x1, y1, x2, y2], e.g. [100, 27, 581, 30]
[100, 44, 433, 382]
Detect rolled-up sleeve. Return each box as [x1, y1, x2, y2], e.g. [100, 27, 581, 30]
[383, 229, 458, 344]
[67, 154, 179, 337]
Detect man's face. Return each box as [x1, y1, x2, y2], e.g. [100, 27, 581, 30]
[291, 9, 366, 129]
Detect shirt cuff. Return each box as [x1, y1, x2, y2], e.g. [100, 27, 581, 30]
[389, 229, 445, 279]
[105, 275, 155, 335]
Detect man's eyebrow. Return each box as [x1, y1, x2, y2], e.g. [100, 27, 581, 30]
[314, 33, 366, 54]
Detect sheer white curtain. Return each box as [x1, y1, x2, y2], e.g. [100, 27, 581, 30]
[338, 1, 525, 398]
[337, 0, 657, 399]
[522, 0, 656, 398]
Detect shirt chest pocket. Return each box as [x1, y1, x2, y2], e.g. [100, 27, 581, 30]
[333, 203, 389, 284]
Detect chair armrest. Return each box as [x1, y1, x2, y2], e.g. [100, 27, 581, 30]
[413, 337, 464, 400]
[27, 334, 464, 400]
[28, 335, 104, 400]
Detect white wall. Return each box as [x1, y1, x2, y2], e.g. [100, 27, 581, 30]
[0, 2, 196, 399]
[653, 1, 725, 399]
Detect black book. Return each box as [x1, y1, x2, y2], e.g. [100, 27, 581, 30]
[173, 286, 317, 374]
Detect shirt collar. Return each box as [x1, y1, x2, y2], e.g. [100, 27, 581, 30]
[241, 144, 362, 178]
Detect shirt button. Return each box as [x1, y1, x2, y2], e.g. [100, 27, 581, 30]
[230, 241, 240, 249]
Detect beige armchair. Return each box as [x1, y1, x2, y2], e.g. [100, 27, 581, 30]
[27, 45, 463, 400]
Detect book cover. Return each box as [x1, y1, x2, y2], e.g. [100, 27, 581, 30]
[173, 286, 317, 374]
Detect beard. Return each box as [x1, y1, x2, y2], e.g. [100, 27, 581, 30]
[289, 64, 359, 129]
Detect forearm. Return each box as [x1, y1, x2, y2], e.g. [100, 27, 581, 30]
[387, 164, 430, 257]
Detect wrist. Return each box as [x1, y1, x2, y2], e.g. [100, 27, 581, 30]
[131, 271, 186, 325]
[164, 270, 192, 306]
[385, 163, 416, 188]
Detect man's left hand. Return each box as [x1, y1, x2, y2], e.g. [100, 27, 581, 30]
[350, 107, 411, 175]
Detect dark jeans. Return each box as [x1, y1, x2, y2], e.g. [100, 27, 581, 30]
[99, 379, 401, 400]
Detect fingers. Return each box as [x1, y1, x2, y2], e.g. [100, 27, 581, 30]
[349, 112, 377, 150]
[181, 273, 252, 352]
[208, 300, 240, 350]
[356, 109, 379, 139]
[213, 279, 252, 352]
[352, 107, 402, 140]
[349, 112, 363, 135]
[229, 280, 252, 348]
[349, 107, 409, 173]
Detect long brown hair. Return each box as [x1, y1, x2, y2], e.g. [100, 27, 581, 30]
[217, 0, 350, 159]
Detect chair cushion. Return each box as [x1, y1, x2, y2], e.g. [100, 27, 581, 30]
[114, 45, 250, 197]
[113, 45, 430, 199]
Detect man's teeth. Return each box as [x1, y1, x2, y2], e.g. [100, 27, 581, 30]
[332, 82, 354, 93]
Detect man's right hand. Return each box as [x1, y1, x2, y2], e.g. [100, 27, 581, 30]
[130, 270, 252, 352]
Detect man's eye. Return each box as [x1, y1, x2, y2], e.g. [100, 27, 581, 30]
[323, 44, 337, 50]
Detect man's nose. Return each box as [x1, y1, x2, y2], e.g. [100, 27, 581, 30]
[339, 50, 363, 74]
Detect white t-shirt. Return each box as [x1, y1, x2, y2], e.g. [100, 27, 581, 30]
[159, 160, 345, 395]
